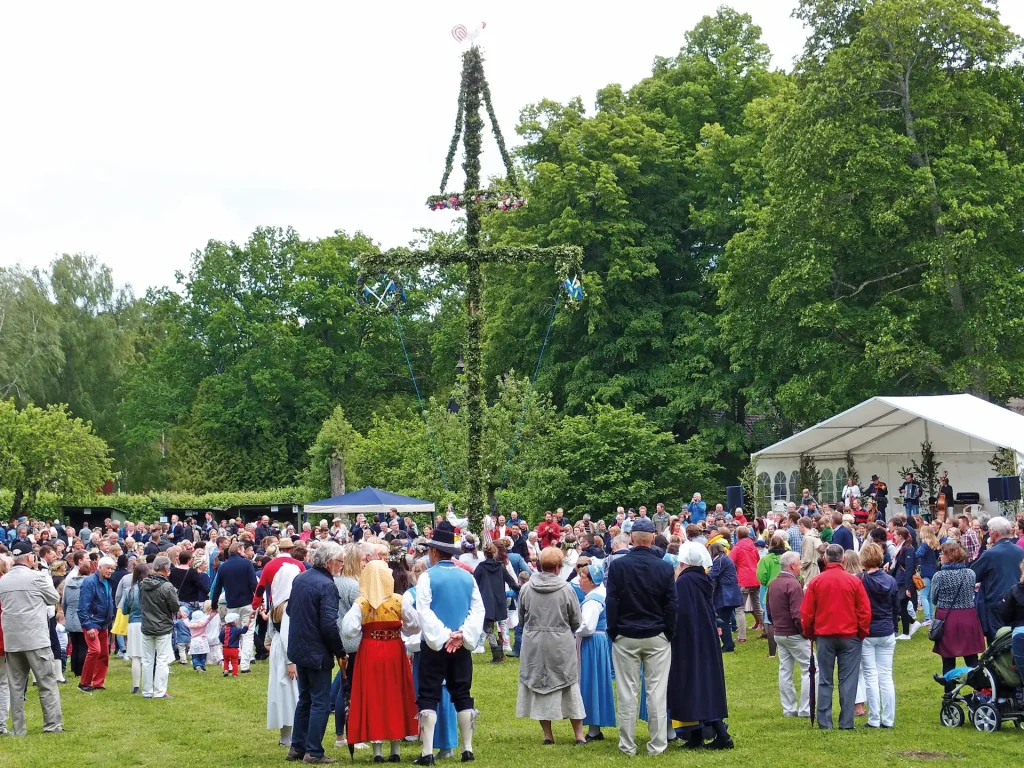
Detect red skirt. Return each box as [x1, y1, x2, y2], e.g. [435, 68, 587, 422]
[348, 621, 418, 743]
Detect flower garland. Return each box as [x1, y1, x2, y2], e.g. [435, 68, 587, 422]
[426, 191, 528, 212]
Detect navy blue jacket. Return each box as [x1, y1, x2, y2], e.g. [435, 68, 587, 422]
[78, 572, 116, 631]
[832, 525, 854, 552]
[286, 566, 346, 669]
[605, 546, 677, 642]
[860, 570, 899, 637]
[210, 554, 258, 609]
[972, 539, 1024, 610]
[892, 544, 918, 593]
[916, 543, 940, 579]
[708, 553, 743, 610]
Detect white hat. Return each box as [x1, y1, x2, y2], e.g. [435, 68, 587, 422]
[191, 610, 206, 622]
[225, 612, 240, 624]
[679, 541, 712, 569]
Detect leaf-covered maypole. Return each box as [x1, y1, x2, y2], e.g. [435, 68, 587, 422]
[358, 26, 583, 533]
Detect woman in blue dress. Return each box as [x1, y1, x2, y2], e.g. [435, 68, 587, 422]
[576, 564, 616, 741]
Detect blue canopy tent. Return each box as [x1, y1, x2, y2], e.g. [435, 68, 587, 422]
[304, 487, 436, 522]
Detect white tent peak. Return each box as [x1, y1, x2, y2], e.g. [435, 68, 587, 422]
[754, 394, 1024, 459]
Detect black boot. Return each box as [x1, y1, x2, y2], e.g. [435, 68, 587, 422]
[489, 645, 504, 664]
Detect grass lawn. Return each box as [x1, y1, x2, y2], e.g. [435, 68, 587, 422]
[7, 629, 1023, 768]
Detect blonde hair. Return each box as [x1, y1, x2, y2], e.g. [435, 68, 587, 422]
[920, 527, 939, 549]
[342, 543, 365, 579]
[842, 549, 862, 575]
[539, 547, 565, 573]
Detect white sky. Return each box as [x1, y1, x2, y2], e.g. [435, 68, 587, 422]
[2, 1, 1022, 294]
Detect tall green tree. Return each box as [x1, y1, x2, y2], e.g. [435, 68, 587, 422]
[719, 0, 1024, 427]
[0, 399, 113, 517]
[0, 266, 64, 405]
[483, 8, 787, 481]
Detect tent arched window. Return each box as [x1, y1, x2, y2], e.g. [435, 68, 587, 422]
[820, 469, 835, 503]
[789, 471, 799, 502]
[836, 467, 848, 498]
[773, 471, 788, 501]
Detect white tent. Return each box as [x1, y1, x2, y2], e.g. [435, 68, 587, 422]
[752, 394, 1024, 517]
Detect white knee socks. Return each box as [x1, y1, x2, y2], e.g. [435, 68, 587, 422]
[390, 741, 401, 758]
[52, 660, 66, 683]
[457, 709, 475, 754]
[131, 658, 142, 688]
[372, 742, 383, 758]
[419, 709, 437, 756]
[280, 726, 292, 745]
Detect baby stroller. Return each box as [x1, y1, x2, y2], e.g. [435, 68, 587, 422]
[937, 627, 1024, 732]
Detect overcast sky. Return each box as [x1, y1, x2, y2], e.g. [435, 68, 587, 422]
[2, 1, 1023, 294]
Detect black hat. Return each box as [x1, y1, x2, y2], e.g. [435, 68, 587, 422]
[11, 542, 33, 557]
[423, 527, 462, 556]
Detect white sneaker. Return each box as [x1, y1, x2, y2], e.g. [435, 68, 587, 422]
[335, 739, 347, 749]
[896, 634, 911, 641]
[908, 621, 922, 638]
[922, 620, 932, 627]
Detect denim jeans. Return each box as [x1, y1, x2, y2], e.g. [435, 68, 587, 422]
[511, 624, 523, 657]
[860, 635, 896, 727]
[293, 665, 333, 758]
[920, 577, 933, 622]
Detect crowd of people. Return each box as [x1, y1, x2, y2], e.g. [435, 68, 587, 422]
[2, 489, 1024, 760]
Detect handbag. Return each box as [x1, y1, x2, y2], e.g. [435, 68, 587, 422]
[912, 572, 926, 591]
[111, 607, 129, 636]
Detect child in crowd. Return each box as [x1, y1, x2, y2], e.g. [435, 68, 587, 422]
[205, 602, 223, 666]
[221, 612, 248, 677]
[173, 607, 191, 665]
[55, 611, 68, 683]
[187, 609, 215, 672]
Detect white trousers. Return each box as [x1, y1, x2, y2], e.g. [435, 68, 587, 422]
[774, 634, 811, 717]
[611, 634, 671, 756]
[141, 633, 173, 698]
[861, 634, 896, 727]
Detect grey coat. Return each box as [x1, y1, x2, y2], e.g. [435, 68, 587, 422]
[0, 564, 61, 652]
[60, 575, 87, 633]
[518, 571, 581, 694]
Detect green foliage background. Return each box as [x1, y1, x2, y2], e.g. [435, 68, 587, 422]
[2, 1, 1023, 518]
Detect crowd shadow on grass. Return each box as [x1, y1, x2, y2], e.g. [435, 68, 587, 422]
[7, 630, 1024, 768]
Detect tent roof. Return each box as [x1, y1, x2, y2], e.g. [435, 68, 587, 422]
[753, 394, 1024, 459]
[305, 487, 435, 516]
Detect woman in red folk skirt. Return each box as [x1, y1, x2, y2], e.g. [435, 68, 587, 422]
[341, 559, 420, 762]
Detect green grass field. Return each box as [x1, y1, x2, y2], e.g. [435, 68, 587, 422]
[6, 629, 1023, 768]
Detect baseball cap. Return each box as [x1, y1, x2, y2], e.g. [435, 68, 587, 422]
[630, 518, 656, 534]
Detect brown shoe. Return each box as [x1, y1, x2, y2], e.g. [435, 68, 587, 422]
[302, 757, 338, 765]
[286, 749, 305, 762]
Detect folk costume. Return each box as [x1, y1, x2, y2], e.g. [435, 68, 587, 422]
[576, 568, 615, 739]
[667, 550, 733, 750]
[404, 587, 458, 756]
[267, 560, 302, 745]
[341, 561, 419, 758]
[413, 529, 485, 765]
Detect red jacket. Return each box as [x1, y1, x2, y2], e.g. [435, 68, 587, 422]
[800, 563, 872, 640]
[536, 522, 560, 549]
[729, 537, 761, 589]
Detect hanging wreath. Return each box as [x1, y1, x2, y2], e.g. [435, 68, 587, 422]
[427, 190, 528, 212]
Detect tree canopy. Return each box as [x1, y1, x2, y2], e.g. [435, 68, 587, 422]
[2, 2, 1023, 517]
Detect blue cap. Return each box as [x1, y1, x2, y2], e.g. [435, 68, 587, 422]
[631, 518, 656, 534]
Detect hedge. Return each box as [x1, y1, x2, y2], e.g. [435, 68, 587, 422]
[2, 487, 316, 525]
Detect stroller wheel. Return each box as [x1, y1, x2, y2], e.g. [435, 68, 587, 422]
[973, 703, 1002, 733]
[940, 703, 964, 728]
